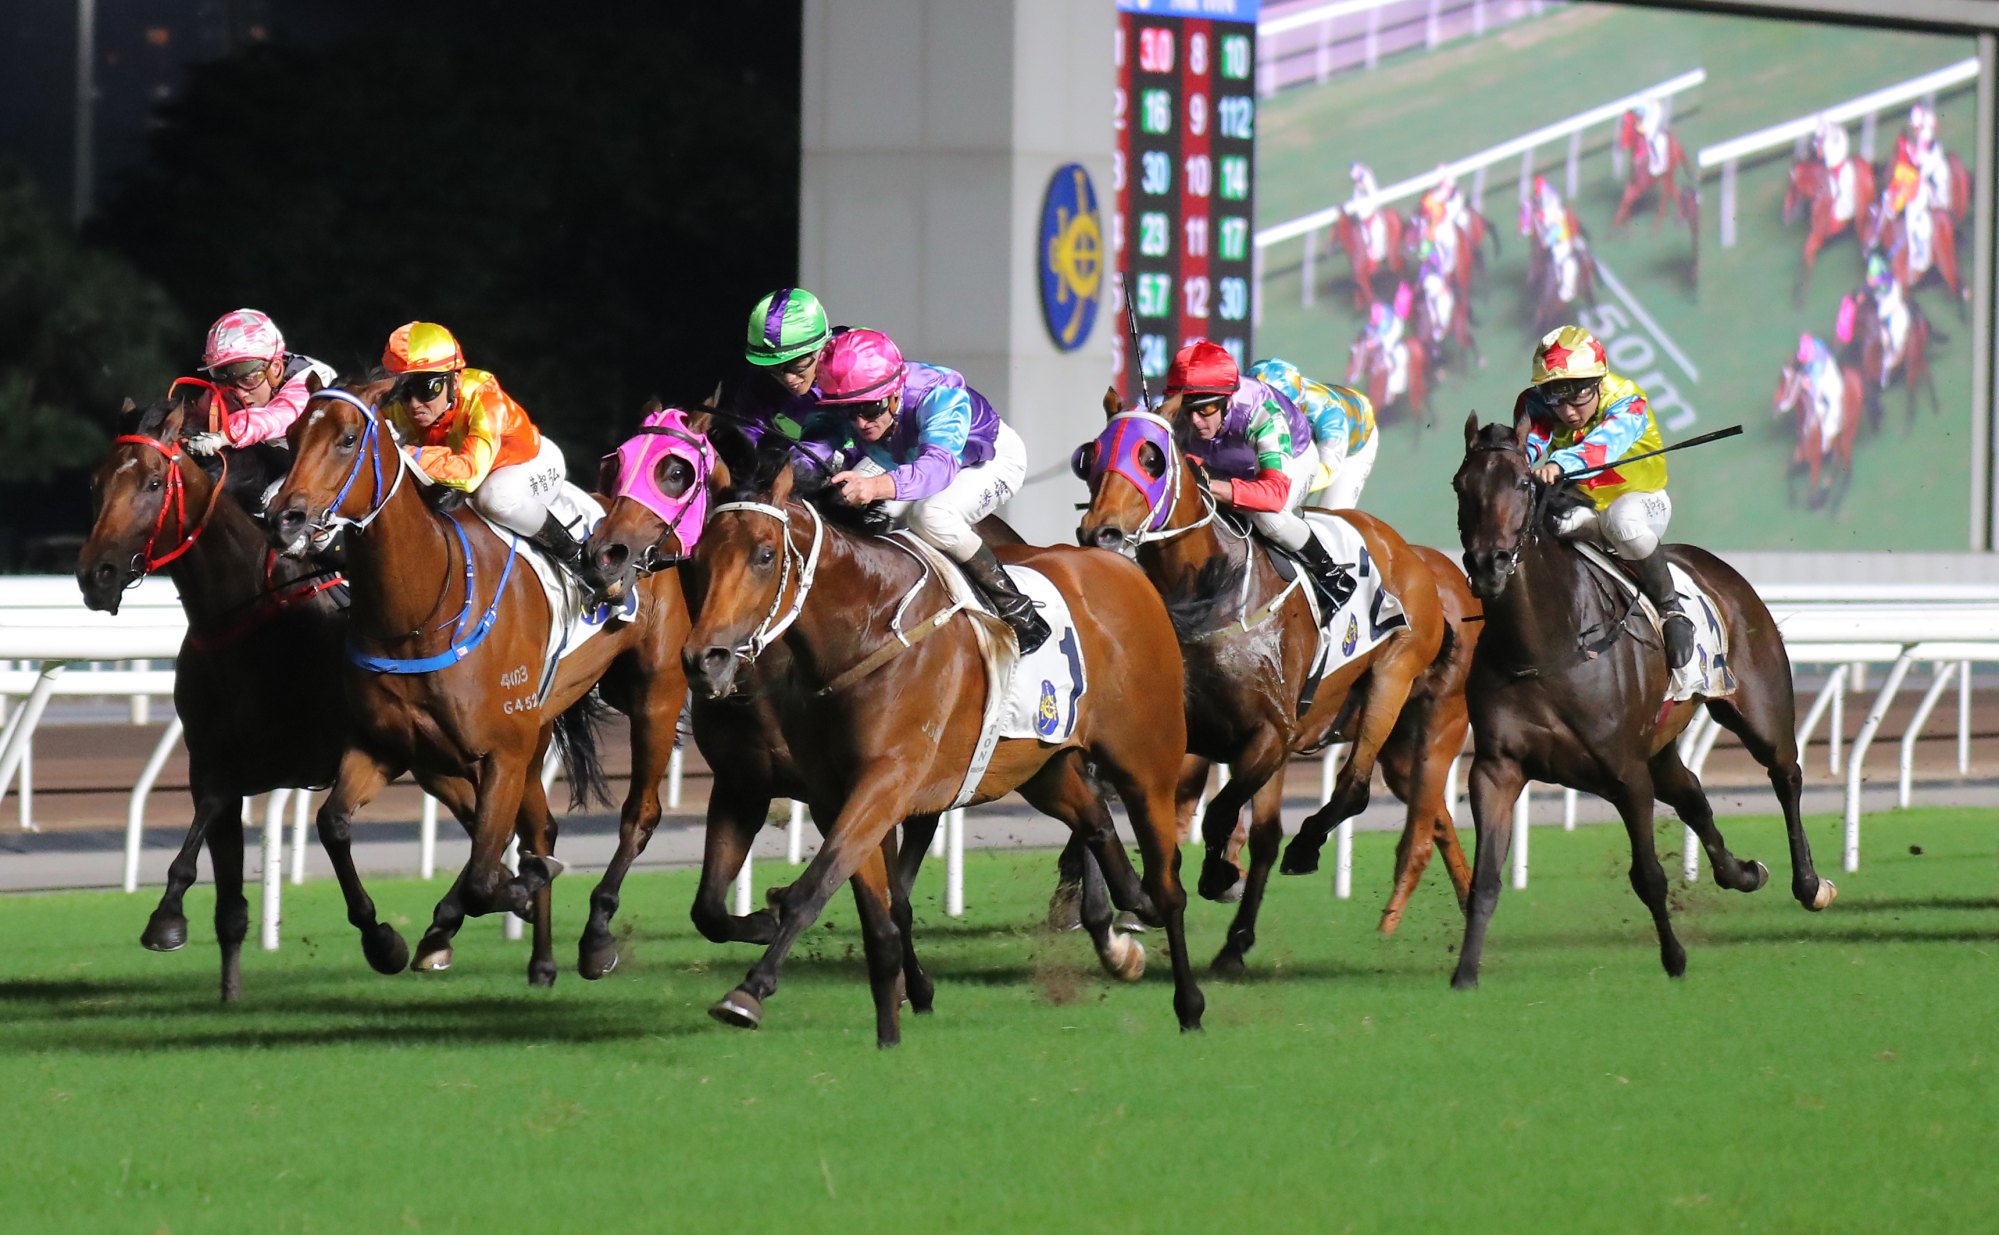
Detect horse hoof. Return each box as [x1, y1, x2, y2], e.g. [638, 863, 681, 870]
[1100, 933, 1146, 982]
[1744, 860, 1771, 893]
[412, 947, 454, 973]
[140, 913, 188, 953]
[1450, 968, 1479, 991]
[1112, 911, 1150, 934]
[527, 958, 558, 989]
[710, 989, 764, 1030]
[363, 924, 410, 974]
[1211, 950, 1246, 978]
[1045, 879, 1083, 931]
[577, 939, 619, 980]
[1809, 879, 1838, 911]
[1377, 910, 1404, 936]
[1279, 842, 1321, 876]
[1197, 857, 1242, 903]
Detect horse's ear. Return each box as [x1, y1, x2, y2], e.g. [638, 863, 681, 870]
[683, 408, 713, 435]
[768, 461, 794, 508]
[1102, 386, 1122, 420]
[1512, 414, 1531, 450]
[709, 452, 733, 491]
[305, 370, 325, 395]
[1158, 392, 1183, 421]
[641, 398, 663, 417]
[119, 397, 137, 417]
[1463, 412, 1480, 450]
[705, 382, 723, 411]
[161, 397, 190, 441]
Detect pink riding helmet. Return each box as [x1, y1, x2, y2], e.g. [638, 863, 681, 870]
[202, 309, 285, 370]
[816, 328, 908, 404]
[603, 406, 714, 553]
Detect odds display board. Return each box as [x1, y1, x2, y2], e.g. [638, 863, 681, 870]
[1112, 0, 1258, 406]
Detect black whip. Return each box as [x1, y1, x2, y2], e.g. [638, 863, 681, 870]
[1562, 424, 1743, 481]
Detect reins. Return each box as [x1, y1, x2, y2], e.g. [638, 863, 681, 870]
[109, 431, 228, 575]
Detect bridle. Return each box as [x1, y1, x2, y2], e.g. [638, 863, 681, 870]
[109, 378, 236, 577]
[705, 497, 825, 669]
[303, 388, 410, 540]
[1083, 411, 1215, 556]
[1463, 436, 1552, 585]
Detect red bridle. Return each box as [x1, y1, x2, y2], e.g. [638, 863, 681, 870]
[112, 377, 234, 572]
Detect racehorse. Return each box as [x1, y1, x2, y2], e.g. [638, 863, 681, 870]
[677, 426, 1203, 1045]
[78, 385, 369, 999]
[1075, 391, 1477, 959]
[1405, 207, 1499, 300]
[266, 378, 692, 987]
[1874, 205, 1966, 306]
[1843, 291, 1942, 433]
[1525, 221, 1601, 337]
[1449, 416, 1836, 989]
[1333, 207, 1405, 310]
[1613, 111, 1700, 244]
[1784, 156, 1875, 304]
[1412, 261, 1482, 376]
[1773, 356, 1863, 509]
[1348, 331, 1430, 430]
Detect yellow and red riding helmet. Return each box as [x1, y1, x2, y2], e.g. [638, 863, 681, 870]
[1530, 325, 1609, 386]
[382, 321, 468, 375]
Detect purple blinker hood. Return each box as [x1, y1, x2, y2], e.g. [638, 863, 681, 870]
[1075, 411, 1179, 532]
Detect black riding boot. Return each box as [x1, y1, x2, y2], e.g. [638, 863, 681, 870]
[1292, 531, 1358, 616]
[1631, 551, 1694, 669]
[963, 544, 1049, 654]
[528, 512, 587, 580]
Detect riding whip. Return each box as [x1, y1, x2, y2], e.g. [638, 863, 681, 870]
[1122, 280, 1154, 411]
[1562, 424, 1743, 481]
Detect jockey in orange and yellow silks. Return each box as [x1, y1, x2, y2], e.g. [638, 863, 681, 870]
[1512, 325, 1693, 669]
[380, 321, 586, 576]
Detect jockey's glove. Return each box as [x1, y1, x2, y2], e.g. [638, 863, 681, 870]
[185, 431, 228, 456]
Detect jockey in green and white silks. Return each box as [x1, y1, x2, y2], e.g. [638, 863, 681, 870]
[1247, 357, 1379, 510]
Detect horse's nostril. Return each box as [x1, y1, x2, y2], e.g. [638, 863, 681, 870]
[1092, 527, 1124, 551]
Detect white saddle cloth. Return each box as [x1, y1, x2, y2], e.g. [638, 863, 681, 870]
[475, 481, 637, 705]
[1576, 543, 1736, 702]
[1299, 512, 1408, 681]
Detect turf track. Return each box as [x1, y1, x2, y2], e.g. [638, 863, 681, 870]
[1254, 3, 1981, 552]
[3, 807, 1996, 1231]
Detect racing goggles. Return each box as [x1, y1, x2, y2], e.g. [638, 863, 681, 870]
[1538, 378, 1600, 407]
[205, 357, 273, 388]
[397, 372, 455, 404]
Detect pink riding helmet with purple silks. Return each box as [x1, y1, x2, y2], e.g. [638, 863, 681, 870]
[603, 406, 714, 553]
[1073, 411, 1179, 532]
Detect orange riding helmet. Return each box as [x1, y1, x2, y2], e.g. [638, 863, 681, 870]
[383, 321, 468, 375]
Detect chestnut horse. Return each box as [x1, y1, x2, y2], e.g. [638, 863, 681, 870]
[1773, 357, 1863, 508]
[77, 388, 371, 998]
[1333, 207, 1405, 310]
[1449, 417, 1836, 989]
[1075, 392, 1476, 963]
[1614, 112, 1699, 241]
[1348, 332, 1430, 430]
[1844, 291, 1942, 433]
[677, 428, 1203, 1045]
[1875, 205, 1965, 305]
[1784, 156, 1875, 304]
[267, 378, 691, 986]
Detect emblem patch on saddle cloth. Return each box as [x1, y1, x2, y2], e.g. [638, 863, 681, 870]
[1295, 512, 1408, 706]
[475, 481, 637, 703]
[1574, 543, 1736, 703]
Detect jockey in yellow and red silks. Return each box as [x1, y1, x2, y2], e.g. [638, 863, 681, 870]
[379, 321, 586, 576]
[1512, 325, 1694, 670]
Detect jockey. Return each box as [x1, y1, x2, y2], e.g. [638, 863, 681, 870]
[1346, 162, 1388, 261]
[1634, 98, 1669, 174]
[1525, 176, 1573, 250]
[1168, 341, 1352, 614]
[1794, 333, 1843, 454]
[725, 286, 836, 445]
[1420, 166, 1466, 235]
[379, 321, 586, 576]
[1512, 325, 1694, 669]
[1866, 254, 1910, 388]
[185, 309, 337, 456]
[814, 328, 1048, 653]
[1816, 120, 1851, 173]
[1246, 357, 1378, 511]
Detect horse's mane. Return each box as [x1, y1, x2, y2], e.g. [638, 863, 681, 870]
[115, 395, 291, 512]
[709, 419, 890, 535]
[1155, 458, 1252, 637]
[1467, 420, 1594, 540]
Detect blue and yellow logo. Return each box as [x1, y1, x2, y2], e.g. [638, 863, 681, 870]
[1039, 164, 1102, 353]
[1342, 614, 1360, 657]
[1035, 679, 1061, 737]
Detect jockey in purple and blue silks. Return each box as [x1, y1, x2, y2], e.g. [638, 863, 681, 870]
[815, 328, 1047, 653]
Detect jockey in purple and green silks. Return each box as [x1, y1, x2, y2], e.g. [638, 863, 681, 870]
[722, 287, 837, 445]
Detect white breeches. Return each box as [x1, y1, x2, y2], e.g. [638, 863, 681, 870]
[886, 422, 1027, 561]
[1554, 488, 1672, 560]
[1315, 431, 1378, 511]
[1248, 451, 1323, 551]
[472, 436, 567, 536]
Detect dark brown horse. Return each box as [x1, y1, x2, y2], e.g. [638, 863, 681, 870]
[1614, 112, 1699, 241]
[1784, 156, 1875, 304]
[76, 388, 377, 999]
[266, 378, 691, 986]
[674, 428, 1201, 1045]
[1075, 392, 1475, 963]
[1449, 416, 1836, 989]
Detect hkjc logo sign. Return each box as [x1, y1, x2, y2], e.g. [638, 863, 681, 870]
[1039, 163, 1103, 353]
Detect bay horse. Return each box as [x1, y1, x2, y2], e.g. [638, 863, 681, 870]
[1405, 207, 1498, 301]
[1784, 156, 1875, 304]
[1412, 262, 1482, 377]
[1075, 391, 1476, 962]
[1844, 291, 1942, 433]
[677, 427, 1203, 1045]
[1449, 416, 1836, 990]
[1348, 332, 1430, 430]
[77, 384, 384, 1000]
[1613, 112, 1700, 242]
[266, 377, 692, 987]
[1875, 205, 1966, 306]
[1333, 207, 1404, 310]
[1773, 356, 1863, 509]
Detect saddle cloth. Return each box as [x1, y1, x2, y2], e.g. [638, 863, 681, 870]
[1298, 512, 1408, 684]
[475, 481, 637, 705]
[1575, 542, 1736, 702]
[891, 533, 1086, 809]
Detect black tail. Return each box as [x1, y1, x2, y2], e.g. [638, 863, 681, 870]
[552, 688, 615, 811]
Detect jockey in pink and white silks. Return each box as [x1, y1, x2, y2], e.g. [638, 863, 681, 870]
[1794, 333, 1844, 456]
[1247, 358, 1379, 511]
[1816, 120, 1860, 224]
[814, 328, 1047, 653]
[1168, 340, 1353, 613]
[186, 309, 337, 457]
[1346, 161, 1389, 263]
[1633, 98, 1671, 176]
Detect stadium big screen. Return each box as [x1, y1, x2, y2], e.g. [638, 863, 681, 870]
[1251, 0, 1990, 553]
[1112, 0, 1259, 406]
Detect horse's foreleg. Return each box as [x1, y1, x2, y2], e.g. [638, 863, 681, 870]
[886, 821, 935, 1015]
[202, 803, 249, 1003]
[1451, 754, 1525, 990]
[1213, 776, 1287, 976]
[1195, 745, 1273, 902]
[141, 779, 234, 954]
[1649, 743, 1766, 894]
[580, 683, 677, 979]
[517, 768, 559, 989]
[711, 779, 913, 1044]
[455, 750, 532, 919]
[689, 779, 778, 945]
[1286, 654, 1422, 874]
[1608, 771, 1685, 979]
[846, 845, 908, 1047]
[1096, 753, 1204, 1031]
[412, 775, 478, 971]
[313, 747, 410, 975]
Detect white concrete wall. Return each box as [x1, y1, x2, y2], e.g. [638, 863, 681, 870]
[801, 0, 1113, 546]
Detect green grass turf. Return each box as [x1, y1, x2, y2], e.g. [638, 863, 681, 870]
[1253, 2, 1982, 553]
[3, 807, 1997, 1231]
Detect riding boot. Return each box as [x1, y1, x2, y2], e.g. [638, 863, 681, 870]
[528, 512, 588, 581]
[1292, 530, 1358, 617]
[962, 544, 1049, 655]
[1631, 551, 1694, 670]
